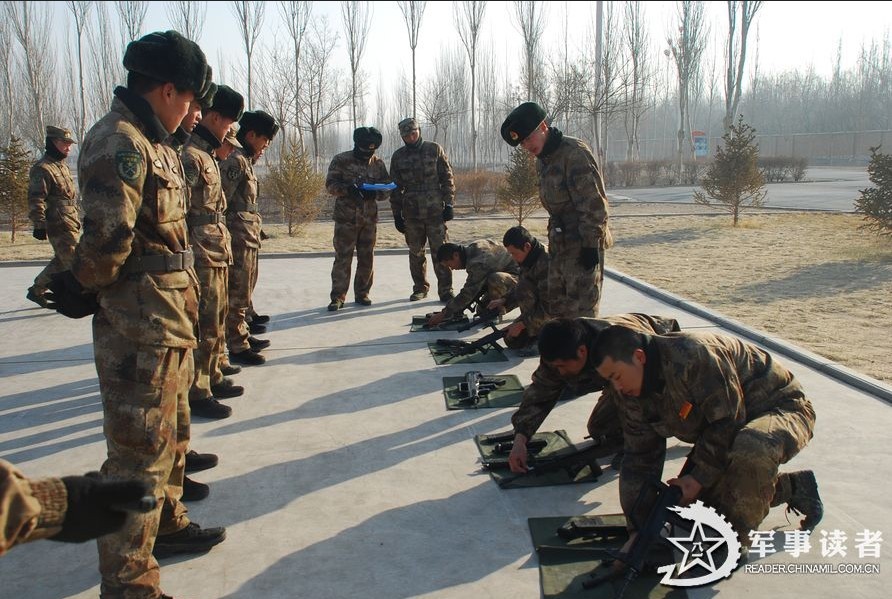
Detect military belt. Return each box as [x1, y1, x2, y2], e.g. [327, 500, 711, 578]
[187, 212, 225, 226]
[124, 250, 195, 273]
[231, 201, 258, 213]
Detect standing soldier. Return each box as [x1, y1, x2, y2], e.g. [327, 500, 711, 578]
[43, 31, 226, 597]
[325, 126, 391, 311]
[26, 126, 80, 308]
[389, 117, 455, 302]
[501, 102, 613, 317]
[182, 84, 245, 421]
[221, 110, 278, 366]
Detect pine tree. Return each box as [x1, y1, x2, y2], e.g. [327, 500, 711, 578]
[497, 147, 540, 225]
[263, 144, 324, 236]
[854, 146, 892, 238]
[0, 136, 33, 243]
[693, 116, 766, 226]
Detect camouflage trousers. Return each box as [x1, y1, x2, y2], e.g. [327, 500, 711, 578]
[330, 219, 376, 302]
[191, 265, 228, 400]
[586, 392, 624, 443]
[404, 217, 452, 296]
[486, 272, 521, 313]
[548, 236, 603, 318]
[32, 225, 79, 293]
[227, 243, 256, 353]
[93, 314, 192, 598]
[699, 396, 816, 545]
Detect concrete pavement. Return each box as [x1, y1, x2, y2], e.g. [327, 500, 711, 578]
[0, 252, 889, 598]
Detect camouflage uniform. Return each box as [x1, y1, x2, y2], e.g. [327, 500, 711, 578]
[498, 239, 551, 348]
[73, 87, 198, 597]
[221, 147, 261, 354]
[182, 124, 232, 397]
[325, 150, 391, 303]
[389, 139, 455, 297]
[613, 331, 815, 543]
[0, 459, 66, 556]
[511, 314, 681, 442]
[28, 149, 81, 295]
[537, 132, 612, 317]
[441, 239, 519, 320]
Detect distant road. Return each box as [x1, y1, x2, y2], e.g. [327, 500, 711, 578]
[611, 166, 869, 212]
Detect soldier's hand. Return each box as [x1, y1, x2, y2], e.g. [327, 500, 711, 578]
[32, 228, 47, 241]
[578, 247, 599, 270]
[45, 271, 100, 319]
[666, 475, 702, 506]
[442, 204, 454, 222]
[508, 434, 529, 473]
[260, 229, 270, 241]
[52, 474, 154, 543]
[506, 321, 526, 339]
[426, 311, 446, 327]
[393, 212, 406, 234]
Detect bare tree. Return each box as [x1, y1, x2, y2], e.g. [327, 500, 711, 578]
[115, 0, 148, 43]
[4, 1, 60, 149]
[0, 19, 16, 142]
[66, 1, 92, 142]
[87, 1, 122, 124]
[397, 0, 426, 118]
[419, 47, 466, 147]
[668, 0, 708, 170]
[297, 16, 349, 170]
[621, 1, 650, 161]
[165, 1, 208, 42]
[511, 1, 547, 102]
[723, 0, 761, 132]
[454, 1, 486, 171]
[280, 1, 312, 149]
[230, 1, 267, 108]
[341, 1, 372, 129]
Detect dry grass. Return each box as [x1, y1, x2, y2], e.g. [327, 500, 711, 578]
[5, 205, 891, 383]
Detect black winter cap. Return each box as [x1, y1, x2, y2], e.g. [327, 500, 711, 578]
[500, 102, 547, 146]
[239, 110, 280, 139]
[123, 30, 209, 96]
[353, 126, 383, 151]
[209, 85, 245, 122]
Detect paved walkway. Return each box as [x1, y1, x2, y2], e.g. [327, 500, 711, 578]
[0, 254, 889, 598]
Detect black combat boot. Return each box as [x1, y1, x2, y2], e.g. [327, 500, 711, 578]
[785, 470, 824, 531]
[230, 349, 266, 366]
[184, 450, 218, 473]
[182, 476, 209, 502]
[211, 378, 244, 399]
[248, 336, 271, 351]
[189, 397, 233, 419]
[153, 522, 226, 558]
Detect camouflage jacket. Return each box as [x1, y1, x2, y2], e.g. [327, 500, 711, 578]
[444, 239, 520, 318]
[28, 154, 80, 232]
[389, 140, 455, 220]
[614, 331, 812, 526]
[511, 314, 681, 440]
[182, 125, 232, 267]
[0, 459, 66, 557]
[73, 88, 198, 348]
[325, 150, 391, 225]
[507, 240, 551, 335]
[221, 147, 262, 249]
[537, 132, 612, 250]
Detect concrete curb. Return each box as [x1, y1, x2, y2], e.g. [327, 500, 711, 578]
[606, 267, 892, 405]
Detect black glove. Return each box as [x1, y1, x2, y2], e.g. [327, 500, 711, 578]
[45, 271, 100, 319]
[393, 212, 406, 234]
[53, 474, 154, 543]
[260, 229, 269, 241]
[578, 247, 600, 270]
[348, 185, 364, 201]
[442, 205, 454, 222]
[33, 228, 47, 241]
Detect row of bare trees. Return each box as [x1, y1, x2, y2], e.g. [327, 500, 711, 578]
[0, 1, 889, 174]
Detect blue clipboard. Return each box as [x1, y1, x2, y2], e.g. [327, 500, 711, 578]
[359, 182, 397, 191]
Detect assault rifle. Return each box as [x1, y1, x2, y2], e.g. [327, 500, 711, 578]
[455, 371, 507, 406]
[584, 464, 692, 597]
[456, 305, 502, 332]
[432, 327, 508, 362]
[482, 435, 622, 487]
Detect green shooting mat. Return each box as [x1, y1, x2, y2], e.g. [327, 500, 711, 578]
[528, 515, 687, 599]
[410, 314, 470, 332]
[428, 341, 508, 364]
[443, 374, 524, 409]
[474, 430, 602, 489]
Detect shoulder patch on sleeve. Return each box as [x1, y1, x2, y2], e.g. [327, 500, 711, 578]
[226, 163, 241, 181]
[115, 151, 143, 184]
[183, 159, 199, 186]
